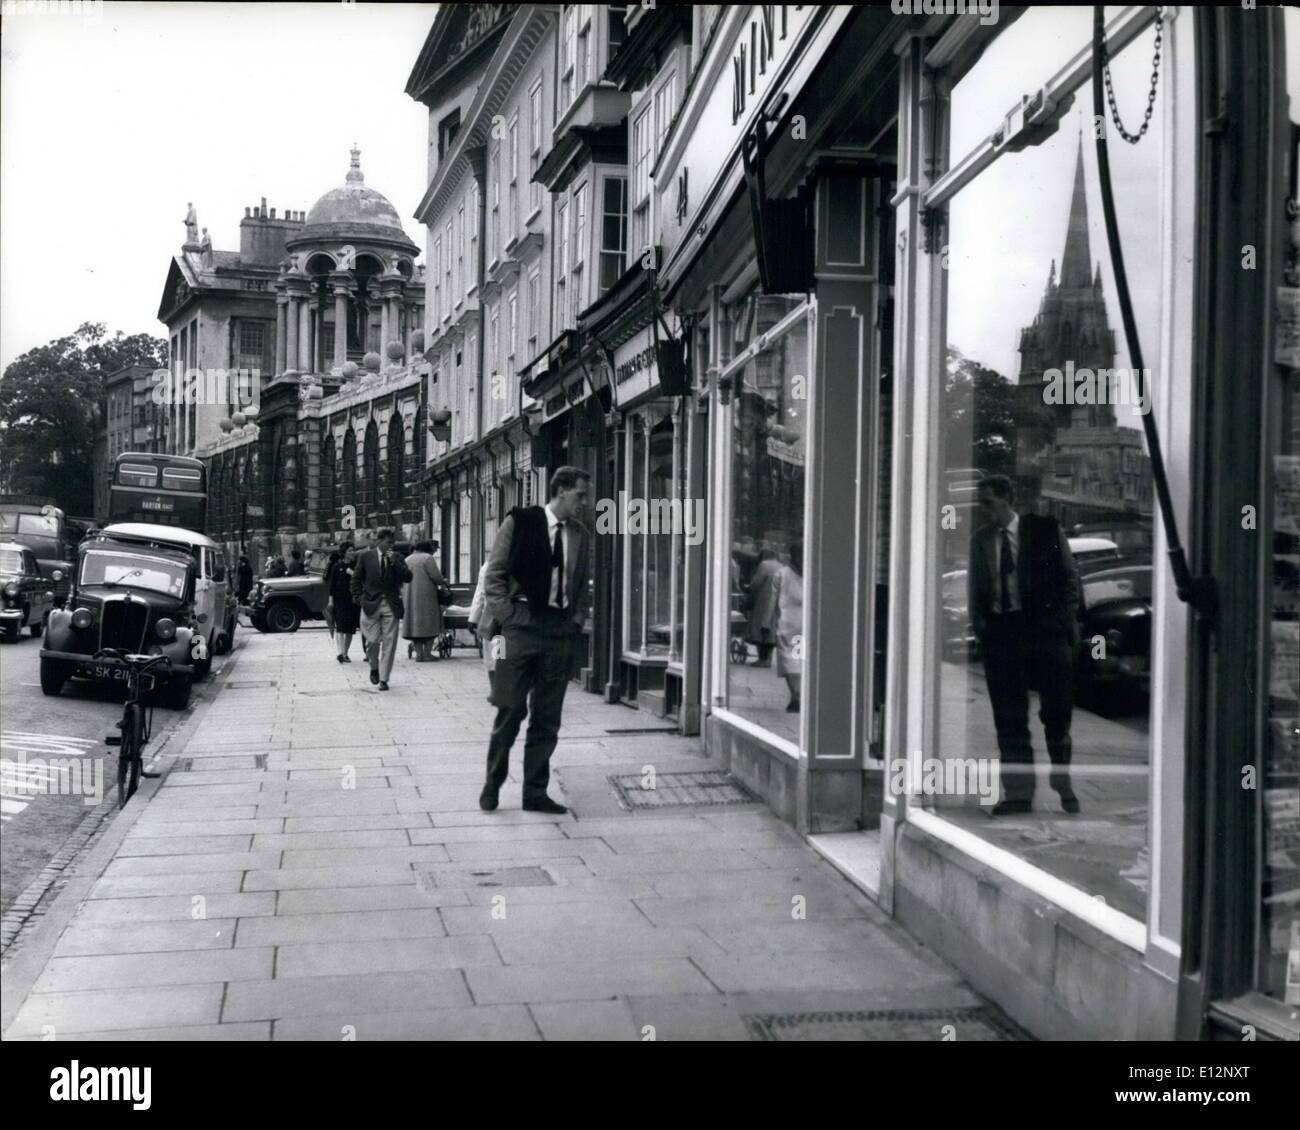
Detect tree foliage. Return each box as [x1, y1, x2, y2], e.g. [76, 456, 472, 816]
[943, 347, 1022, 478]
[0, 323, 168, 515]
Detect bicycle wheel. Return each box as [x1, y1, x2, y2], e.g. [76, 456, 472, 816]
[116, 704, 145, 807]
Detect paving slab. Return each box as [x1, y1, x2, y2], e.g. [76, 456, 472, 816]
[221, 971, 472, 1021]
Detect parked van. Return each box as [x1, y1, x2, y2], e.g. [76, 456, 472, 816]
[95, 522, 235, 676]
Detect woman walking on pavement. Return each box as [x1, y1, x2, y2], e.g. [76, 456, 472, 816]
[747, 548, 782, 667]
[329, 543, 360, 663]
[403, 539, 446, 661]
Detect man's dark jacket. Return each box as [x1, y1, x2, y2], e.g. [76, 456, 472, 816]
[967, 513, 1081, 641]
[350, 547, 413, 619]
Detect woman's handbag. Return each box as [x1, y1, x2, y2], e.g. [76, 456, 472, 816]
[436, 581, 454, 607]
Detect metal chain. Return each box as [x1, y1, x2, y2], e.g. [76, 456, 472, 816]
[1100, 7, 1164, 145]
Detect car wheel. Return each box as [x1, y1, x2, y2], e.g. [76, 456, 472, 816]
[40, 658, 69, 697]
[166, 674, 192, 710]
[267, 601, 301, 633]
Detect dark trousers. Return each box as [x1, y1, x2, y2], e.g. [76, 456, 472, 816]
[484, 607, 575, 803]
[980, 612, 1076, 803]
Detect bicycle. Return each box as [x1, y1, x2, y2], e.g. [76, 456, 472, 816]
[96, 648, 171, 808]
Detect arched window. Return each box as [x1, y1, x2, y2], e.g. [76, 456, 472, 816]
[321, 433, 336, 529]
[363, 419, 380, 519]
[342, 428, 357, 513]
[387, 412, 405, 521]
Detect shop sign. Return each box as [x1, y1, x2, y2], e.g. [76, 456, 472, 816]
[612, 327, 659, 407]
[766, 436, 804, 466]
[656, 4, 818, 270]
[544, 392, 567, 419]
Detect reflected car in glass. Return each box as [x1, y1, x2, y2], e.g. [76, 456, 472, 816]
[1075, 562, 1152, 711]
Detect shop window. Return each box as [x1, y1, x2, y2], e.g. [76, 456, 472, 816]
[1259, 111, 1300, 1004]
[623, 408, 679, 659]
[922, 18, 1170, 921]
[725, 295, 810, 742]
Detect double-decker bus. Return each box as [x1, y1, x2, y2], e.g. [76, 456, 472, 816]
[108, 453, 207, 532]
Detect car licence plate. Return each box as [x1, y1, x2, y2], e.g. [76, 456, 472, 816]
[80, 664, 129, 682]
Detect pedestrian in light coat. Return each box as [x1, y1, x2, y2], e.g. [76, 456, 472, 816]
[403, 540, 446, 661]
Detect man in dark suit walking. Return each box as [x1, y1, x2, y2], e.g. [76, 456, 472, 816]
[350, 528, 412, 691]
[968, 475, 1081, 815]
[478, 466, 592, 814]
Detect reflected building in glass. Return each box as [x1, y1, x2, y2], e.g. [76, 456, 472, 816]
[1013, 137, 1154, 533]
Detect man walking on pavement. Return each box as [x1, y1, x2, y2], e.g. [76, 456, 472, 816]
[351, 528, 412, 691]
[479, 466, 591, 814]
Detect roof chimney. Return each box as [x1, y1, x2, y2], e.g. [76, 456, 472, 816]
[244, 206, 251, 218]
[260, 197, 267, 219]
[270, 208, 276, 220]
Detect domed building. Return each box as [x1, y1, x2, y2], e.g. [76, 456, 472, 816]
[175, 148, 433, 567]
[277, 147, 425, 374]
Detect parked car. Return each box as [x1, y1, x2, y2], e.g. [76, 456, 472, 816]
[0, 497, 77, 606]
[0, 541, 56, 642]
[249, 567, 329, 633]
[1075, 563, 1152, 710]
[96, 523, 234, 676]
[39, 535, 198, 708]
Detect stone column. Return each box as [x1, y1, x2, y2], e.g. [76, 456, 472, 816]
[297, 298, 312, 372]
[275, 296, 288, 375]
[285, 296, 299, 373]
[380, 300, 391, 356]
[332, 280, 350, 370]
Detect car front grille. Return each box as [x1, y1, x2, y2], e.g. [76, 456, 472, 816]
[99, 596, 150, 653]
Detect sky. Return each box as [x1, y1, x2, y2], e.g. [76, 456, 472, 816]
[0, 1, 438, 373]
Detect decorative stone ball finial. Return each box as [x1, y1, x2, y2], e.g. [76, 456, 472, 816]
[386, 341, 405, 362]
[363, 351, 382, 372]
[411, 331, 425, 353]
[341, 360, 359, 380]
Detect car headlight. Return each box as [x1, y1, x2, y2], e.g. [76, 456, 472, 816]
[3, 583, 16, 598]
[71, 606, 95, 629]
[155, 617, 177, 641]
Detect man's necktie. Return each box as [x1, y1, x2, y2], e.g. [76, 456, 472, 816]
[553, 522, 565, 609]
[999, 528, 1014, 613]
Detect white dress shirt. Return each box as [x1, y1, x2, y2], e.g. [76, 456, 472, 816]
[992, 512, 1021, 613]
[543, 502, 574, 609]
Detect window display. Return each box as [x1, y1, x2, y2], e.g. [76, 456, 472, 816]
[724, 295, 809, 743]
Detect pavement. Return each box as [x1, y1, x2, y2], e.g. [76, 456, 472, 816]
[1, 624, 998, 1041]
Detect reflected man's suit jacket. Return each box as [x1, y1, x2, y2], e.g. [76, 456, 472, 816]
[967, 513, 1080, 642]
[482, 508, 591, 635]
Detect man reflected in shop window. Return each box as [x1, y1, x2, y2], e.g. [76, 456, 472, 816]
[968, 475, 1081, 816]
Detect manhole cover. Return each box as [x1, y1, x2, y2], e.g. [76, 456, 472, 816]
[743, 1007, 1029, 1041]
[224, 680, 274, 690]
[416, 866, 555, 890]
[609, 770, 755, 810]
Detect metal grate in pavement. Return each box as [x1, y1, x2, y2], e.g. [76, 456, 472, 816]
[223, 680, 275, 690]
[609, 770, 756, 810]
[743, 1007, 1031, 1041]
[416, 866, 555, 890]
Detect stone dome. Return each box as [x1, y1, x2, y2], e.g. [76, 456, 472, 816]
[298, 147, 414, 248]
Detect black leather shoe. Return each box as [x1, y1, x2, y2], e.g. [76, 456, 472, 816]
[369, 668, 380, 685]
[336, 655, 345, 664]
[1060, 794, 1080, 815]
[522, 797, 568, 815]
[379, 682, 389, 691]
[990, 799, 1032, 817]
[479, 786, 499, 812]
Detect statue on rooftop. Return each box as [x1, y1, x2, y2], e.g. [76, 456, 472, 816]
[184, 203, 199, 244]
